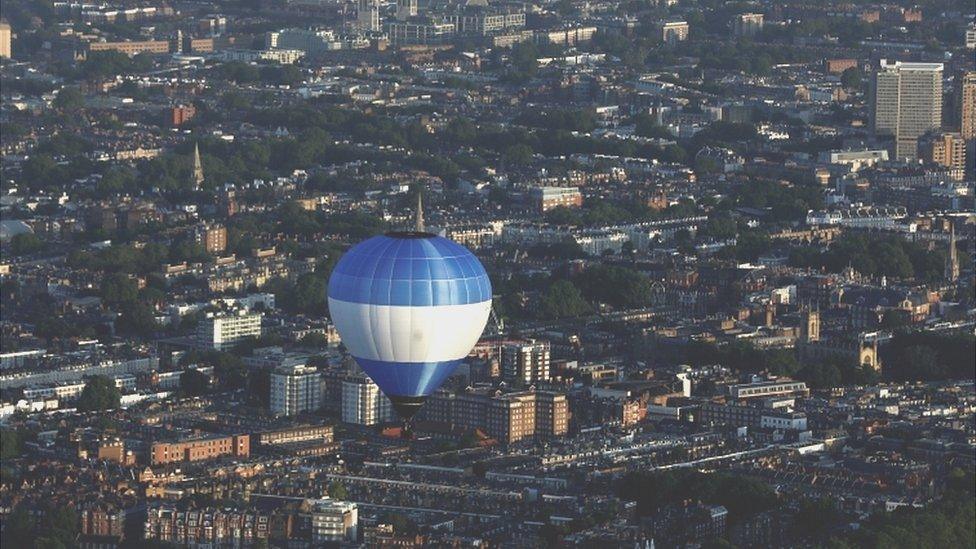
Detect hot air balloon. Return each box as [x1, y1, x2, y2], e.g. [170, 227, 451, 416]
[327, 195, 492, 422]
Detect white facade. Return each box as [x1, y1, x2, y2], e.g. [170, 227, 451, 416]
[219, 49, 304, 64]
[196, 310, 262, 351]
[761, 413, 808, 431]
[819, 149, 889, 172]
[271, 363, 322, 416]
[308, 499, 358, 542]
[357, 0, 380, 32]
[871, 60, 943, 160]
[341, 376, 393, 425]
[806, 206, 908, 230]
[502, 340, 550, 384]
[266, 28, 342, 54]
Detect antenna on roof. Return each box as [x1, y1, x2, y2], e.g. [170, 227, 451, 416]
[415, 188, 425, 233]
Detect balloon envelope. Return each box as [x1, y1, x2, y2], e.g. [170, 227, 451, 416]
[327, 232, 492, 418]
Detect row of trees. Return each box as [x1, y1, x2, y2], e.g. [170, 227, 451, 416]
[881, 332, 975, 382]
[790, 234, 955, 285]
[617, 469, 777, 523]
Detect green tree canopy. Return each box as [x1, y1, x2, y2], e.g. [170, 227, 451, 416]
[76, 375, 121, 412]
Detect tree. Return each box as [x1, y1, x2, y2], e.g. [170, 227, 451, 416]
[793, 498, 847, 541]
[503, 143, 534, 166]
[3, 506, 33, 548]
[634, 112, 672, 139]
[575, 265, 652, 308]
[9, 233, 44, 256]
[76, 375, 121, 412]
[299, 332, 329, 348]
[0, 428, 20, 459]
[328, 481, 348, 500]
[381, 512, 418, 537]
[797, 361, 842, 389]
[53, 87, 84, 111]
[840, 67, 864, 91]
[100, 273, 139, 306]
[538, 280, 591, 319]
[180, 369, 211, 396]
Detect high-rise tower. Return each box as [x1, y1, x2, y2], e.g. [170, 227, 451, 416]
[396, 0, 418, 21]
[870, 60, 943, 160]
[959, 71, 976, 140]
[357, 0, 381, 32]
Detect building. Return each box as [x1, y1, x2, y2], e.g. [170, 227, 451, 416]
[396, 0, 418, 21]
[819, 149, 889, 172]
[266, 28, 342, 54]
[727, 380, 809, 400]
[308, 499, 358, 542]
[342, 375, 393, 425]
[386, 20, 456, 45]
[870, 60, 943, 160]
[422, 389, 568, 443]
[171, 104, 196, 127]
[145, 506, 270, 545]
[196, 309, 262, 350]
[0, 20, 11, 59]
[192, 142, 204, 190]
[959, 71, 976, 140]
[538, 26, 597, 46]
[257, 424, 334, 446]
[825, 59, 858, 74]
[918, 132, 967, 173]
[657, 20, 689, 44]
[150, 434, 250, 465]
[966, 21, 976, 49]
[946, 220, 959, 283]
[530, 186, 583, 212]
[800, 307, 820, 343]
[219, 49, 304, 64]
[502, 340, 550, 384]
[87, 39, 171, 55]
[271, 363, 322, 416]
[357, 0, 380, 32]
[733, 13, 764, 37]
[193, 223, 227, 254]
[446, 8, 526, 35]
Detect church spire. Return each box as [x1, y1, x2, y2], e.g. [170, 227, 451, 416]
[192, 142, 204, 190]
[946, 218, 959, 283]
[414, 189, 425, 233]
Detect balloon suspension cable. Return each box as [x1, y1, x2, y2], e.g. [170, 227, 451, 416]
[389, 395, 425, 440]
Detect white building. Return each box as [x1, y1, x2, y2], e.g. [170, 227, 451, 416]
[306, 499, 358, 542]
[0, 349, 46, 370]
[760, 412, 808, 431]
[356, 0, 380, 32]
[502, 340, 550, 385]
[573, 228, 628, 255]
[219, 49, 304, 64]
[870, 60, 943, 160]
[196, 309, 262, 351]
[266, 28, 343, 54]
[271, 363, 323, 416]
[806, 206, 910, 231]
[341, 375, 393, 425]
[819, 149, 889, 172]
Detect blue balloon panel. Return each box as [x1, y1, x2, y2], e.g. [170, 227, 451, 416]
[328, 234, 492, 306]
[354, 357, 463, 397]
